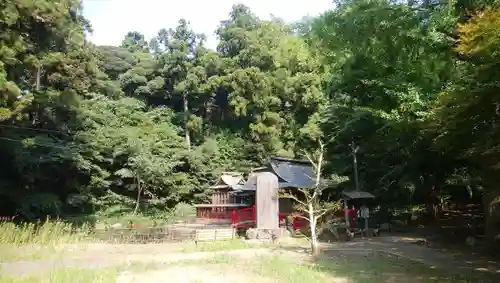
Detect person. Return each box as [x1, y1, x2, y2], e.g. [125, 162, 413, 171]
[360, 204, 370, 231]
[360, 204, 369, 218]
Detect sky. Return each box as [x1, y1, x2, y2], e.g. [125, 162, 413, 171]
[82, 0, 334, 49]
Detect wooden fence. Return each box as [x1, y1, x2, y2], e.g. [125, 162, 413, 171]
[89, 224, 232, 244]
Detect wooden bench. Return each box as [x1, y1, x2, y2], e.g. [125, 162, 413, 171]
[194, 228, 234, 245]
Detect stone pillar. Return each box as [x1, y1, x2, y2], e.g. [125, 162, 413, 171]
[256, 172, 279, 230]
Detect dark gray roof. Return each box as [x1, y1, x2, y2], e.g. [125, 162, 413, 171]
[270, 157, 315, 188]
[341, 191, 375, 199]
[241, 156, 316, 190]
[240, 173, 258, 191]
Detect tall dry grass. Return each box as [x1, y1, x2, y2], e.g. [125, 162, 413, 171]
[0, 220, 90, 245]
[0, 220, 90, 262]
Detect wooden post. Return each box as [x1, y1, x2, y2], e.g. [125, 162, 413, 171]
[256, 172, 279, 230]
[231, 209, 236, 227]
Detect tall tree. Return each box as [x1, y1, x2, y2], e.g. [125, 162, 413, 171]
[121, 31, 150, 53]
[157, 19, 206, 150]
[432, 8, 500, 242]
[310, 0, 456, 211]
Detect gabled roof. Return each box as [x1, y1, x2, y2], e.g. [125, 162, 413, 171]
[210, 172, 244, 190]
[240, 156, 316, 190]
[270, 156, 315, 188]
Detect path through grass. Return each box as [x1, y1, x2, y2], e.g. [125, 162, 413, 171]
[1, 220, 492, 282]
[1, 249, 485, 283]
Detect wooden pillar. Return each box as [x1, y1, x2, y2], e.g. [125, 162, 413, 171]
[256, 172, 279, 230]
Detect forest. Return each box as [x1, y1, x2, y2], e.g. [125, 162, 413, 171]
[1, 0, 500, 243]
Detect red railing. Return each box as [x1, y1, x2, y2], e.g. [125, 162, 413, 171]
[231, 205, 255, 228]
[333, 209, 358, 228]
[198, 206, 356, 230]
[231, 206, 308, 230]
[279, 212, 309, 230]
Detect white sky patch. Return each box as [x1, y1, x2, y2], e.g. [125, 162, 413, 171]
[82, 0, 333, 49]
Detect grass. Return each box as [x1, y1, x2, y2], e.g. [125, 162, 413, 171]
[123, 253, 239, 271]
[0, 244, 482, 283]
[0, 253, 476, 283]
[118, 252, 478, 283]
[0, 218, 269, 278]
[0, 220, 90, 262]
[1, 218, 485, 283]
[253, 256, 335, 283]
[178, 238, 270, 253]
[0, 268, 118, 283]
[0, 221, 88, 245]
[0, 220, 267, 262]
[0, 254, 240, 283]
[251, 251, 478, 283]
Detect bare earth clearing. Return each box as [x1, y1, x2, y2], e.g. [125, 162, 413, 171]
[1, 235, 500, 283]
[116, 265, 277, 283]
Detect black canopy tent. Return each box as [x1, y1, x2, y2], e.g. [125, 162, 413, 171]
[341, 190, 376, 209]
[341, 191, 375, 201]
[340, 190, 376, 231]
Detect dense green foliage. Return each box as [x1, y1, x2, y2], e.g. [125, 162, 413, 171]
[1, 0, 500, 240]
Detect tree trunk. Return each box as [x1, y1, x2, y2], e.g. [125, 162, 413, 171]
[309, 203, 320, 257]
[32, 66, 41, 125]
[311, 238, 320, 257]
[133, 174, 142, 215]
[183, 92, 191, 151]
[36, 66, 41, 91]
[424, 174, 442, 224]
[483, 188, 500, 247]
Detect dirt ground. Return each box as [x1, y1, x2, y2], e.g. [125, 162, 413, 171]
[320, 235, 500, 278]
[2, 235, 500, 282]
[116, 265, 276, 283]
[0, 247, 273, 277]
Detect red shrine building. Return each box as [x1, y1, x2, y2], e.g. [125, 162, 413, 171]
[194, 157, 313, 229]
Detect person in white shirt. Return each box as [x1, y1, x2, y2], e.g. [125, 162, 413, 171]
[360, 204, 370, 231]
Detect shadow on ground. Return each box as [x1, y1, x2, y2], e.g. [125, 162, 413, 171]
[318, 250, 498, 283]
[279, 235, 500, 283]
[372, 235, 500, 280]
